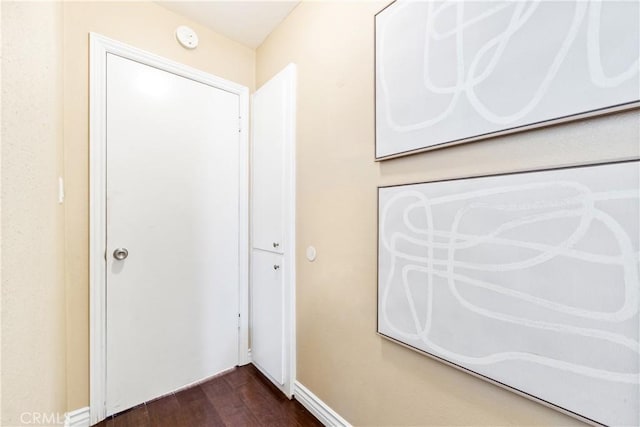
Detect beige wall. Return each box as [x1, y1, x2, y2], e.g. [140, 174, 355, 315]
[3, 0, 638, 423]
[257, 2, 639, 425]
[63, 1, 255, 410]
[1, 1, 67, 425]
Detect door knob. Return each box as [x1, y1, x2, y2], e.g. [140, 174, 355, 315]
[113, 248, 129, 261]
[273, 264, 280, 270]
[273, 242, 280, 248]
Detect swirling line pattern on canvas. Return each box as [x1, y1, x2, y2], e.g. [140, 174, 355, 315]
[378, 0, 640, 131]
[379, 181, 640, 384]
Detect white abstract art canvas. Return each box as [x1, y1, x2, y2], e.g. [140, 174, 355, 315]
[378, 161, 640, 426]
[375, 1, 640, 159]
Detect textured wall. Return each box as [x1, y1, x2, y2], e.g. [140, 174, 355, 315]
[62, 1, 255, 410]
[1, 2, 67, 425]
[256, 2, 639, 425]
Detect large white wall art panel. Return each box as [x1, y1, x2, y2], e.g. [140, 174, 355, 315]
[378, 161, 640, 426]
[375, 1, 640, 159]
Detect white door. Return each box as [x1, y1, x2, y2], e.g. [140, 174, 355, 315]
[105, 53, 241, 415]
[250, 64, 296, 396]
[251, 250, 284, 385]
[251, 75, 285, 254]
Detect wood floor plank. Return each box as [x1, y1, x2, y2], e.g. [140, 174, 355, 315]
[96, 403, 150, 427]
[290, 400, 324, 427]
[145, 393, 183, 427]
[223, 364, 255, 389]
[241, 372, 319, 427]
[201, 376, 261, 426]
[174, 385, 226, 426]
[95, 365, 322, 427]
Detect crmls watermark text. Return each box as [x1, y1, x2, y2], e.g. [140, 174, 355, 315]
[19, 412, 67, 425]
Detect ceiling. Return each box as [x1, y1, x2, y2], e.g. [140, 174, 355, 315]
[157, 1, 300, 48]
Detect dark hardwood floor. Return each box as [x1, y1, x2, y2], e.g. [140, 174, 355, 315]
[97, 364, 323, 427]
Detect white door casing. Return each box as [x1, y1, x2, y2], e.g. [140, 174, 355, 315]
[250, 64, 297, 397]
[90, 34, 250, 424]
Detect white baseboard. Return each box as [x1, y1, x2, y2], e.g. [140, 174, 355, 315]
[294, 381, 351, 427]
[65, 407, 90, 427]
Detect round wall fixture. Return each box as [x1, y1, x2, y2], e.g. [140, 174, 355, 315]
[306, 246, 317, 262]
[175, 25, 198, 49]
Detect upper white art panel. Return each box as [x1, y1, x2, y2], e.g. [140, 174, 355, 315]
[375, 0, 640, 159]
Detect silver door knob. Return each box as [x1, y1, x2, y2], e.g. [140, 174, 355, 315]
[273, 264, 280, 270]
[273, 242, 280, 248]
[113, 248, 129, 260]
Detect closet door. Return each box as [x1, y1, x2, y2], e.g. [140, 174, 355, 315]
[251, 250, 284, 385]
[252, 79, 285, 254]
[250, 64, 296, 397]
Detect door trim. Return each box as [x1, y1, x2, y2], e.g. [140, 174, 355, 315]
[283, 64, 297, 400]
[89, 33, 250, 425]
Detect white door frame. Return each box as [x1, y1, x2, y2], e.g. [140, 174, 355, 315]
[89, 33, 250, 425]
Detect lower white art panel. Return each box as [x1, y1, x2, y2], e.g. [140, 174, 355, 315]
[377, 161, 639, 426]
